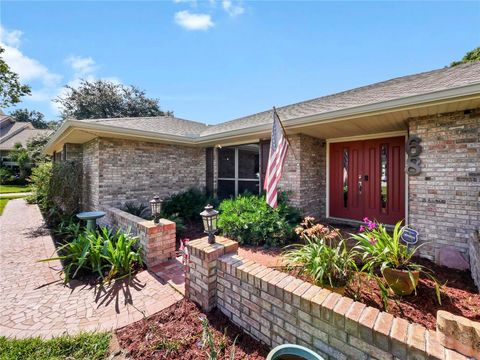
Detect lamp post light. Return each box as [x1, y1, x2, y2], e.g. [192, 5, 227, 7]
[149, 195, 163, 224]
[200, 204, 219, 244]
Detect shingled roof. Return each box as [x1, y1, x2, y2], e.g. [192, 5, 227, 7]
[51, 61, 480, 144]
[200, 61, 480, 136]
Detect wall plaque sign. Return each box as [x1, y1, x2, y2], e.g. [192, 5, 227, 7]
[406, 135, 422, 176]
[401, 227, 419, 246]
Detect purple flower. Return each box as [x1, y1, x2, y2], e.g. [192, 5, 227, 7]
[368, 222, 376, 230]
[363, 217, 370, 223]
[359, 225, 365, 232]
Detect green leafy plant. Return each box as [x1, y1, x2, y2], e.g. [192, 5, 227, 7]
[54, 215, 81, 242]
[217, 193, 301, 247]
[284, 223, 357, 288]
[122, 201, 148, 218]
[0, 167, 14, 184]
[200, 316, 237, 360]
[351, 218, 441, 306]
[40, 227, 142, 283]
[28, 161, 81, 226]
[161, 187, 217, 223]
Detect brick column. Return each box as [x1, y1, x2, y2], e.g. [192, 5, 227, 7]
[141, 219, 176, 267]
[186, 237, 238, 312]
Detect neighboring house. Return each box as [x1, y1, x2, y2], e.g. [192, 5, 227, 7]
[44, 62, 480, 262]
[0, 114, 52, 169]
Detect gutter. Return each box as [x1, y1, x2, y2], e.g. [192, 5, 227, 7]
[44, 82, 480, 153]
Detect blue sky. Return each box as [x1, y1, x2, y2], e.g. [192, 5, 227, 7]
[1, 1, 479, 124]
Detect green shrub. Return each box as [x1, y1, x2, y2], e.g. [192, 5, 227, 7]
[41, 226, 143, 283]
[217, 193, 301, 247]
[122, 201, 149, 218]
[162, 187, 217, 223]
[28, 161, 81, 226]
[0, 167, 14, 184]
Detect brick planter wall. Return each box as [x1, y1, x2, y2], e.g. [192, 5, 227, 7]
[186, 238, 473, 360]
[469, 232, 480, 292]
[100, 205, 176, 268]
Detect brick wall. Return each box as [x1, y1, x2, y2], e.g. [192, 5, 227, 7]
[469, 232, 480, 292]
[77, 137, 206, 210]
[408, 109, 480, 260]
[97, 138, 206, 208]
[186, 238, 471, 360]
[99, 205, 176, 267]
[280, 134, 326, 219]
[82, 139, 100, 210]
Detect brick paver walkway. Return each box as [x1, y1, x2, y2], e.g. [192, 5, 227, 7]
[0, 199, 183, 339]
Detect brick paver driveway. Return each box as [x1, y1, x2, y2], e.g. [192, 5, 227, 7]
[0, 199, 183, 339]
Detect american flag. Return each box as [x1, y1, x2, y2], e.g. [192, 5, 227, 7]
[264, 108, 289, 208]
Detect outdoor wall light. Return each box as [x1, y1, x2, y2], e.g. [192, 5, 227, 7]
[200, 204, 219, 244]
[149, 195, 163, 224]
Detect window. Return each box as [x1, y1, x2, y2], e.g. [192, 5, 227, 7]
[380, 144, 388, 211]
[217, 144, 260, 198]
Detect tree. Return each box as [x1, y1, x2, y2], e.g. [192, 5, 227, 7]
[26, 134, 51, 163]
[10, 109, 54, 129]
[55, 79, 172, 120]
[0, 47, 31, 108]
[9, 143, 30, 179]
[450, 47, 480, 67]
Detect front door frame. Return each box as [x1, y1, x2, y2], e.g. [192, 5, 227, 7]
[325, 130, 409, 225]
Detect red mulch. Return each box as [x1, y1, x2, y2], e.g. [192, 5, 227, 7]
[287, 258, 479, 330]
[116, 299, 269, 360]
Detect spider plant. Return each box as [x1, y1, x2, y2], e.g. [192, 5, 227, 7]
[351, 219, 441, 306]
[283, 227, 357, 289]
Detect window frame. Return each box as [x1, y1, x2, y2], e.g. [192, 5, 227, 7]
[217, 144, 260, 197]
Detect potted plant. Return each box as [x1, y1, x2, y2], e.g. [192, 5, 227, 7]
[352, 218, 441, 302]
[283, 221, 357, 295]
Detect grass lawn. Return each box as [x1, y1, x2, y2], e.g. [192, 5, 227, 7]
[0, 196, 25, 215]
[0, 184, 31, 194]
[0, 332, 111, 360]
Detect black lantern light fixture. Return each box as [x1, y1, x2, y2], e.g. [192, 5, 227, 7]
[149, 195, 163, 224]
[200, 204, 219, 244]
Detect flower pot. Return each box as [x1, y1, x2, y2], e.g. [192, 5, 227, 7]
[382, 268, 419, 296]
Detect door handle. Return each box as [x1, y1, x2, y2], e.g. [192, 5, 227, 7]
[358, 175, 362, 194]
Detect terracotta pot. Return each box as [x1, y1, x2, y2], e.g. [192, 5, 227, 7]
[382, 268, 419, 296]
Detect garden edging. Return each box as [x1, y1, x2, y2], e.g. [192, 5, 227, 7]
[186, 237, 478, 360]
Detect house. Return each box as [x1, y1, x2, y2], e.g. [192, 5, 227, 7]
[0, 114, 52, 169]
[44, 62, 480, 263]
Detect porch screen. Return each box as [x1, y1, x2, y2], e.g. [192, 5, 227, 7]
[217, 144, 260, 199]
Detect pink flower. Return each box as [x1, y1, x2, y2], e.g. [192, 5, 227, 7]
[359, 225, 365, 232]
[368, 222, 376, 230]
[363, 217, 370, 223]
[369, 237, 377, 245]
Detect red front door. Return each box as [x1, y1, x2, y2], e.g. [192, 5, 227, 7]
[329, 136, 405, 225]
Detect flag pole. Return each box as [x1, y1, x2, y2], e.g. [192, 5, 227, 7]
[273, 106, 297, 161]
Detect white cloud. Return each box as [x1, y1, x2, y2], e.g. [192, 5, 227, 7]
[66, 55, 97, 77]
[173, 0, 197, 3]
[0, 26, 63, 104]
[0, 26, 23, 47]
[222, 0, 244, 17]
[174, 11, 214, 31]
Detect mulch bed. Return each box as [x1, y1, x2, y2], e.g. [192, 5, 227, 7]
[116, 299, 270, 360]
[287, 257, 479, 330]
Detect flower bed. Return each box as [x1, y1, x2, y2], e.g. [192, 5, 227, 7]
[285, 257, 480, 330]
[116, 299, 270, 359]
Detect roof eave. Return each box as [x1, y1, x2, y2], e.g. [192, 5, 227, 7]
[195, 82, 480, 143]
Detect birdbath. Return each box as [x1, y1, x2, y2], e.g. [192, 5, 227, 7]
[76, 211, 106, 231]
[267, 344, 325, 360]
